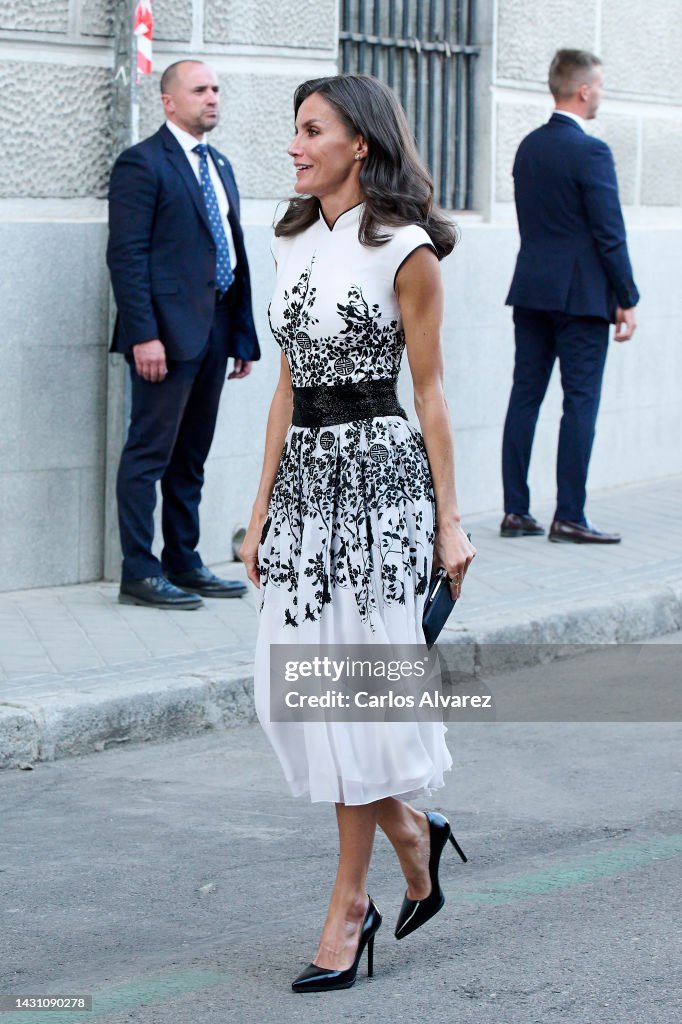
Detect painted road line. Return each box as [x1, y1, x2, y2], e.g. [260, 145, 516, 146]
[3, 834, 681, 1022]
[0, 971, 228, 1024]
[452, 833, 682, 906]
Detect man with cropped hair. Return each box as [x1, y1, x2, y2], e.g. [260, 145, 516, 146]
[501, 48, 639, 544]
[108, 60, 260, 606]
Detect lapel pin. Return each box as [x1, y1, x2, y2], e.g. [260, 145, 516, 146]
[218, 158, 225, 166]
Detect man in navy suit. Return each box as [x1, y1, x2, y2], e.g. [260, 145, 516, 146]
[108, 60, 260, 607]
[501, 49, 639, 544]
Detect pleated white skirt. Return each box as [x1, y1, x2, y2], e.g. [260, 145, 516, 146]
[253, 417, 453, 805]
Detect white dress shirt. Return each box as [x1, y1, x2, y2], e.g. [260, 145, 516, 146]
[165, 119, 238, 270]
[552, 109, 586, 132]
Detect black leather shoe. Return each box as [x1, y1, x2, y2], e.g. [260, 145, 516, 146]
[500, 513, 545, 537]
[292, 898, 382, 993]
[118, 576, 203, 609]
[394, 811, 467, 940]
[549, 519, 621, 544]
[166, 566, 247, 598]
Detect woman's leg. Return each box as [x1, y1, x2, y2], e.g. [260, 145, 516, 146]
[313, 802, 379, 971]
[376, 799, 432, 899]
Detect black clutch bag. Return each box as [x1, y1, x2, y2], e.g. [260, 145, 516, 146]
[422, 568, 457, 648]
[422, 534, 471, 648]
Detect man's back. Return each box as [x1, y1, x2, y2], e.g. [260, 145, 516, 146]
[514, 116, 606, 247]
[501, 48, 638, 545]
[507, 113, 638, 320]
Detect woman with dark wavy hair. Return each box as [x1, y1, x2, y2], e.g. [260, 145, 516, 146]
[240, 74, 475, 992]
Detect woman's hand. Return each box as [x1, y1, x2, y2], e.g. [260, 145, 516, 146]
[432, 522, 476, 600]
[239, 517, 267, 588]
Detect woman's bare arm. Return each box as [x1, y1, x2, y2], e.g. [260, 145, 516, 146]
[397, 246, 475, 594]
[239, 352, 294, 586]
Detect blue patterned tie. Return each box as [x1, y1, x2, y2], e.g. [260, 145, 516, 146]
[193, 143, 234, 294]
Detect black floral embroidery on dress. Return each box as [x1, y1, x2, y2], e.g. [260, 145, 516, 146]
[260, 424, 434, 628]
[269, 267, 405, 387]
[261, 263, 434, 628]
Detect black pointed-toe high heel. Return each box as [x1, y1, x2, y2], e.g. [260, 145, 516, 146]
[292, 897, 382, 993]
[394, 811, 467, 940]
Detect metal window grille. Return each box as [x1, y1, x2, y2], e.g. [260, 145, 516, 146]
[340, 0, 480, 210]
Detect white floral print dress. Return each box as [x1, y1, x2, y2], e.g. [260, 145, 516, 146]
[254, 203, 452, 804]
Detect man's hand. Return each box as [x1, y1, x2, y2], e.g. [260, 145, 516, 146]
[614, 307, 637, 342]
[228, 359, 253, 380]
[133, 339, 167, 382]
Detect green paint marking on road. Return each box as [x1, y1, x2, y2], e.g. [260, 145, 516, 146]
[453, 833, 682, 906]
[0, 970, 229, 1024]
[3, 836, 681, 1022]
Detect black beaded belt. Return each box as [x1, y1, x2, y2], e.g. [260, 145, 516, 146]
[292, 378, 407, 428]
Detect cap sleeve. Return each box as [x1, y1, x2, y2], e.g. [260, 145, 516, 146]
[384, 224, 437, 285]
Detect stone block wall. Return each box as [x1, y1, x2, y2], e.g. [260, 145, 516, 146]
[135, 70, 307, 200]
[490, 0, 682, 214]
[469, 0, 682, 521]
[204, 0, 336, 49]
[0, 0, 680, 590]
[0, 61, 112, 198]
[0, 1, 70, 34]
[79, 0, 193, 40]
[0, 0, 336, 591]
[0, 222, 109, 590]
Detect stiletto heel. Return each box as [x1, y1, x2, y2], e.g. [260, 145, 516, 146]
[448, 831, 468, 863]
[292, 897, 382, 993]
[394, 811, 467, 940]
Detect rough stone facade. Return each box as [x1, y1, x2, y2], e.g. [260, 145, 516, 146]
[600, 0, 682, 100]
[136, 70, 302, 199]
[0, 0, 336, 590]
[204, 0, 337, 49]
[0, 1, 680, 590]
[496, 0, 595, 83]
[80, 0, 193, 40]
[492, 0, 682, 211]
[0, 1, 70, 34]
[0, 62, 113, 197]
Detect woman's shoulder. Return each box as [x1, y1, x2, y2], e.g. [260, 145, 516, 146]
[270, 226, 308, 262]
[374, 222, 437, 270]
[382, 221, 434, 246]
[271, 211, 321, 254]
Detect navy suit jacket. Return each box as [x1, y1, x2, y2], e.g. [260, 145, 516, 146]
[506, 113, 639, 321]
[107, 124, 260, 362]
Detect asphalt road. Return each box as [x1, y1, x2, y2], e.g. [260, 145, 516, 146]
[1, 641, 681, 1024]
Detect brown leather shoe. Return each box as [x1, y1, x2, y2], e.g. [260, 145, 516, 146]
[500, 513, 545, 537]
[549, 520, 621, 544]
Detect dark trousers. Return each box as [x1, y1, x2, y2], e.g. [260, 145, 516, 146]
[116, 303, 231, 582]
[502, 307, 610, 524]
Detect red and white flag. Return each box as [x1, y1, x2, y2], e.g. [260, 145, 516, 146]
[134, 1, 153, 78]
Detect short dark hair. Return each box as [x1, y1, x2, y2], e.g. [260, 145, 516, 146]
[548, 49, 602, 100]
[160, 60, 204, 94]
[276, 75, 457, 260]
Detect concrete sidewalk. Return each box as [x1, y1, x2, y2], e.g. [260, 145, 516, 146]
[1, 476, 681, 768]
